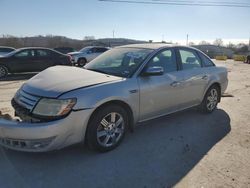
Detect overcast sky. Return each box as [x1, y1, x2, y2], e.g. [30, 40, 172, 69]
[0, 0, 250, 44]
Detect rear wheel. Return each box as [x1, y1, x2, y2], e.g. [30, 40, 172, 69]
[199, 85, 220, 113]
[77, 58, 87, 67]
[86, 105, 128, 152]
[0, 65, 8, 78]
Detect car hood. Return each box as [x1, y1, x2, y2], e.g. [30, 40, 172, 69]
[22, 66, 122, 98]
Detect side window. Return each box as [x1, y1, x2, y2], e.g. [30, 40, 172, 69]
[36, 50, 50, 57]
[199, 52, 215, 67]
[147, 49, 177, 73]
[96, 48, 107, 53]
[179, 49, 202, 70]
[15, 50, 35, 58]
[0, 48, 13, 53]
[89, 48, 97, 53]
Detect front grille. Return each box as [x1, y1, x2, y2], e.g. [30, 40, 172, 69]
[14, 89, 40, 112]
[0, 138, 27, 148]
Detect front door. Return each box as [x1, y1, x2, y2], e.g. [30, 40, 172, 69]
[138, 49, 184, 121]
[11, 49, 36, 72]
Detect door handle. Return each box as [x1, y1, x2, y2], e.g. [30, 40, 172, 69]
[170, 81, 180, 87]
[202, 75, 208, 80]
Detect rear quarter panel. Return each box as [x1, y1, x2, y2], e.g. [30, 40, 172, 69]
[202, 66, 228, 100]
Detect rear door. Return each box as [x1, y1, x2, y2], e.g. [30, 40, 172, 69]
[138, 48, 185, 121]
[176, 48, 208, 107]
[34, 49, 55, 71]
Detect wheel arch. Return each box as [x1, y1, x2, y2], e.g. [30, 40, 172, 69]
[204, 82, 221, 102]
[86, 100, 135, 136]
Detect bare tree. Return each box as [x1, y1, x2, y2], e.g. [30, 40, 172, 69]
[227, 42, 236, 49]
[199, 40, 210, 45]
[213, 38, 223, 47]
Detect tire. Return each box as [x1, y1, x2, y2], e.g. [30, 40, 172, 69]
[77, 58, 87, 67]
[199, 85, 220, 113]
[86, 104, 128, 152]
[0, 65, 8, 78]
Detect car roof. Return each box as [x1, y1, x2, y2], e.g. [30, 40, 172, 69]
[87, 46, 109, 49]
[118, 43, 198, 50]
[17, 47, 54, 50]
[118, 43, 174, 50]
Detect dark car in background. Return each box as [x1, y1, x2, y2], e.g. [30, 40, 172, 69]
[0, 46, 15, 56]
[54, 47, 75, 54]
[0, 47, 72, 78]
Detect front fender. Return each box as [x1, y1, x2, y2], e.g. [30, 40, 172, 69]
[59, 78, 140, 123]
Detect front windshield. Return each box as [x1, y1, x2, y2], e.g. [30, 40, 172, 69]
[3, 49, 19, 57]
[79, 47, 92, 52]
[85, 47, 153, 78]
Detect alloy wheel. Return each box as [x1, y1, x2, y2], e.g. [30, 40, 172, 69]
[97, 112, 125, 147]
[206, 88, 218, 111]
[0, 66, 7, 78]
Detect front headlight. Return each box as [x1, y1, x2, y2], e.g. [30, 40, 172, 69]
[32, 98, 77, 118]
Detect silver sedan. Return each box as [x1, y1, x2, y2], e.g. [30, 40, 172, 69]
[0, 43, 228, 152]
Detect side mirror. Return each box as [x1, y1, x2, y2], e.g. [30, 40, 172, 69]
[87, 50, 91, 54]
[142, 66, 164, 76]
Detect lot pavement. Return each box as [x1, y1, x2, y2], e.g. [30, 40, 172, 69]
[0, 61, 250, 188]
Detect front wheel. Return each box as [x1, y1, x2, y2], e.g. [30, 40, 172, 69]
[199, 85, 220, 113]
[78, 58, 87, 67]
[0, 65, 8, 78]
[86, 105, 128, 152]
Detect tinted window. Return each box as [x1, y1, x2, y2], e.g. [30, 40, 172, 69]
[0, 48, 14, 53]
[147, 49, 177, 73]
[89, 48, 96, 53]
[179, 49, 201, 70]
[96, 48, 108, 53]
[15, 50, 35, 58]
[199, 52, 215, 67]
[36, 50, 50, 57]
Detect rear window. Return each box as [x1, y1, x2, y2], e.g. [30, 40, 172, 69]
[0, 48, 14, 53]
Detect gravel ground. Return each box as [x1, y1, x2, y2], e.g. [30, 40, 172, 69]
[0, 60, 249, 188]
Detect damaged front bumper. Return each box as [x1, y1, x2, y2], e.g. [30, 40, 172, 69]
[0, 110, 92, 152]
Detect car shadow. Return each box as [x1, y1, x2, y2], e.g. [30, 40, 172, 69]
[0, 73, 37, 81]
[0, 108, 231, 188]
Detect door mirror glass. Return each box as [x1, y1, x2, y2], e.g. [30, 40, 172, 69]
[142, 66, 164, 76]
